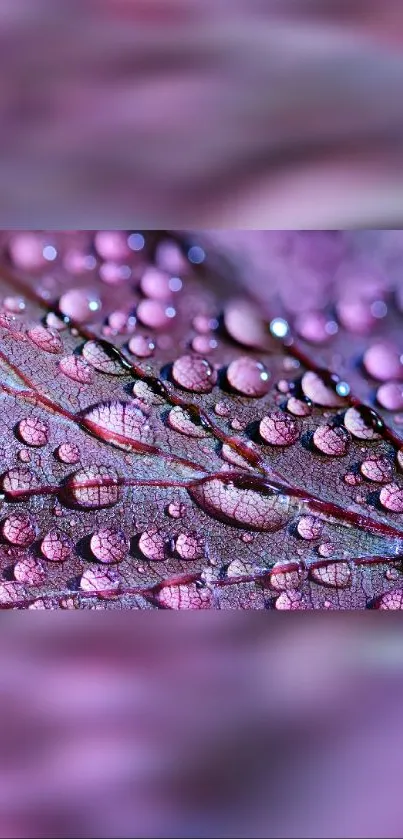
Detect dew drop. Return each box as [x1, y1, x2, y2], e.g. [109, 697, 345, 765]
[270, 562, 305, 592]
[286, 397, 312, 417]
[99, 262, 131, 284]
[224, 300, 274, 350]
[59, 289, 102, 324]
[191, 335, 218, 354]
[140, 267, 171, 300]
[8, 232, 45, 270]
[310, 561, 351, 588]
[167, 501, 186, 519]
[226, 356, 270, 397]
[56, 442, 80, 464]
[17, 417, 49, 447]
[189, 477, 292, 531]
[318, 543, 335, 558]
[80, 565, 121, 593]
[41, 528, 73, 561]
[27, 325, 62, 354]
[82, 401, 153, 450]
[360, 455, 393, 483]
[108, 310, 136, 334]
[363, 343, 403, 382]
[221, 443, 252, 469]
[90, 528, 128, 563]
[18, 449, 31, 463]
[379, 482, 403, 513]
[2, 513, 36, 546]
[137, 299, 173, 330]
[1, 467, 37, 498]
[45, 311, 67, 331]
[343, 406, 381, 440]
[3, 296, 26, 313]
[375, 588, 403, 609]
[67, 465, 121, 508]
[94, 230, 130, 261]
[313, 424, 349, 456]
[81, 340, 126, 375]
[138, 529, 166, 560]
[275, 590, 306, 610]
[259, 412, 299, 446]
[377, 382, 403, 411]
[344, 472, 361, 486]
[301, 370, 346, 407]
[155, 582, 211, 609]
[172, 354, 217, 393]
[58, 355, 94, 384]
[175, 532, 204, 560]
[14, 557, 46, 585]
[297, 515, 322, 540]
[0, 581, 26, 605]
[295, 311, 336, 344]
[214, 401, 230, 418]
[128, 334, 155, 358]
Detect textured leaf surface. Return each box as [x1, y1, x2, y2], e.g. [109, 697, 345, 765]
[1, 230, 403, 608]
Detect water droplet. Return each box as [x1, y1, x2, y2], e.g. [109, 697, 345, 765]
[2, 513, 36, 546]
[193, 315, 217, 334]
[259, 412, 299, 446]
[230, 418, 244, 431]
[224, 300, 274, 350]
[297, 516, 322, 540]
[0, 581, 26, 605]
[189, 476, 292, 531]
[67, 465, 121, 508]
[128, 232, 145, 252]
[59, 355, 94, 384]
[90, 528, 128, 563]
[214, 401, 230, 417]
[167, 501, 186, 519]
[363, 342, 403, 382]
[1, 467, 37, 498]
[188, 245, 205, 264]
[82, 401, 153, 450]
[14, 557, 45, 585]
[286, 397, 311, 417]
[140, 267, 171, 300]
[336, 295, 376, 335]
[377, 382, 403, 411]
[301, 371, 346, 407]
[56, 442, 80, 464]
[226, 357, 270, 397]
[344, 406, 381, 440]
[156, 582, 211, 609]
[221, 443, 252, 469]
[375, 588, 403, 609]
[385, 567, 399, 581]
[191, 335, 218, 354]
[82, 340, 126, 375]
[344, 472, 361, 486]
[175, 532, 204, 560]
[59, 289, 101, 324]
[3, 296, 26, 313]
[295, 311, 336, 344]
[360, 455, 393, 483]
[8, 232, 45, 270]
[311, 561, 351, 588]
[137, 299, 172, 330]
[18, 448, 31, 463]
[313, 425, 349, 456]
[80, 565, 121, 593]
[45, 311, 67, 331]
[94, 230, 130, 261]
[172, 354, 217, 393]
[27, 325, 62, 354]
[380, 483, 403, 513]
[270, 562, 305, 592]
[138, 529, 166, 560]
[275, 590, 306, 610]
[17, 417, 49, 447]
[318, 542, 335, 558]
[41, 528, 72, 561]
[128, 334, 155, 358]
[99, 262, 131, 284]
[108, 310, 136, 335]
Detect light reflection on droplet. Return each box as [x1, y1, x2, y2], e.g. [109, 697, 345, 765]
[270, 317, 289, 338]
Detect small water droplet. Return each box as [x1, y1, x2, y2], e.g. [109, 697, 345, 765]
[41, 528, 72, 561]
[230, 418, 244, 431]
[214, 401, 230, 417]
[8, 232, 45, 270]
[295, 311, 336, 344]
[99, 262, 131, 284]
[221, 442, 252, 469]
[259, 412, 299, 446]
[189, 476, 293, 531]
[191, 335, 218, 354]
[3, 296, 26, 314]
[175, 532, 204, 560]
[167, 501, 186, 519]
[301, 370, 346, 407]
[1, 467, 37, 498]
[82, 340, 126, 375]
[344, 472, 362, 486]
[377, 382, 403, 411]
[67, 465, 121, 508]
[140, 267, 171, 300]
[17, 417, 49, 447]
[318, 544, 334, 559]
[94, 230, 130, 261]
[59, 288, 102, 324]
[270, 562, 305, 592]
[224, 300, 274, 350]
[269, 317, 289, 339]
[379, 483, 403, 513]
[297, 515, 322, 540]
[137, 298, 173, 330]
[27, 325, 62, 354]
[2, 513, 36, 546]
[45, 311, 67, 330]
[80, 565, 121, 593]
[59, 355, 94, 384]
[275, 590, 306, 610]
[155, 582, 211, 609]
[226, 357, 270, 397]
[90, 528, 128, 563]
[360, 455, 393, 483]
[14, 557, 45, 585]
[138, 529, 166, 560]
[82, 401, 153, 450]
[385, 567, 399, 581]
[56, 442, 80, 464]
[311, 561, 351, 588]
[344, 406, 381, 440]
[286, 397, 311, 417]
[363, 342, 403, 382]
[313, 425, 349, 456]
[375, 588, 403, 609]
[128, 334, 155, 358]
[172, 354, 217, 393]
[18, 448, 31, 463]
[0, 581, 26, 605]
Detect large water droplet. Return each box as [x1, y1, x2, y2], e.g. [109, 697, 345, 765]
[310, 561, 351, 588]
[67, 465, 121, 508]
[313, 424, 349, 456]
[41, 528, 72, 561]
[224, 300, 274, 351]
[128, 334, 155, 358]
[14, 557, 45, 585]
[363, 343, 403, 382]
[172, 354, 217, 393]
[189, 476, 292, 531]
[82, 401, 153, 451]
[56, 442, 80, 464]
[270, 562, 305, 592]
[59, 289, 102, 324]
[343, 406, 381, 440]
[259, 412, 299, 446]
[301, 370, 346, 407]
[1, 467, 38, 498]
[155, 582, 212, 609]
[297, 516, 322, 540]
[27, 325, 62, 354]
[226, 356, 270, 397]
[17, 417, 49, 447]
[379, 483, 403, 513]
[3, 296, 26, 314]
[80, 565, 121, 593]
[221, 442, 252, 469]
[2, 513, 36, 546]
[59, 355, 94, 384]
[90, 528, 128, 563]
[175, 532, 204, 560]
[82, 340, 126, 375]
[0, 581, 26, 606]
[375, 588, 403, 609]
[377, 382, 403, 411]
[167, 406, 207, 438]
[138, 529, 166, 560]
[360, 455, 393, 483]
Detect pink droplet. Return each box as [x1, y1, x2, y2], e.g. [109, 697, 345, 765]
[137, 299, 172, 330]
[140, 267, 172, 300]
[167, 406, 208, 438]
[82, 340, 125, 375]
[41, 528, 72, 561]
[90, 528, 128, 563]
[311, 561, 351, 588]
[167, 501, 186, 519]
[14, 557, 46, 585]
[360, 455, 393, 483]
[108, 311, 136, 334]
[128, 334, 155, 358]
[155, 240, 187, 274]
[297, 516, 322, 540]
[270, 562, 305, 592]
[18, 417, 49, 447]
[80, 565, 121, 593]
[138, 529, 166, 560]
[68, 465, 121, 508]
[221, 443, 252, 469]
[99, 262, 131, 284]
[286, 397, 311, 417]
[275, 590, 307, 610]
[214, 401, 230, 417]
[313, 425, 349, 456]
[82, 400, 152, 450]
[155, 582, 212, 610]
[94, 230, 130, 261]
[226, 356, 270, 397]
[295, 311, 336, 344]
[172, 354, 217, 393]
[376, 588, 403, 609]
[190, 477, 291, 532]
[56, 442, 80, 464]
[336, 296, 376, 335]
[2, 513, 36, 546]
[9, 233, 45, 270]
[301, 371, 346, 408]
[3, 296, 26, 314]
[59, 355, 94, 384]
[379, 482, 403, 512]
[59, 289, 101, 324]
[27, 325, 62, 354]
[363, 342, 403, 382]
[191, 335, 218, 354]
[224, 300, 274, 351]
[175, 532, 204, 560]
[1, 467, 37, 498]
[259, 412, 299, 446]
[377, 382, 403, 411]
[343, 406, 380, 440]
